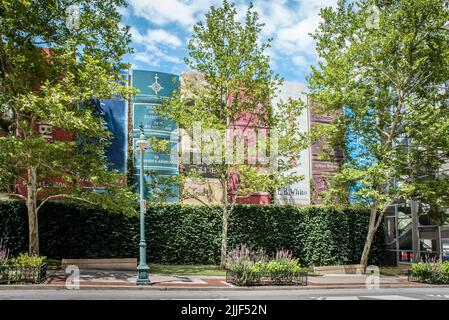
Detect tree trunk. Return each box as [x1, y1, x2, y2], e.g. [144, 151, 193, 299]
[360, 207, 378, 271]
[220, 207, 230, 270]
[26, 166, 39, 256]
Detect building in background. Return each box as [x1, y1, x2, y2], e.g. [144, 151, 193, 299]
[130, 70, 180, 202]
[179, 72, 272, 205]
[71, 69, 343, 206]
[274, 82, 311, 206]
[308, 98, 344, 204]
[342, 103, 449, 266]
[179, 74, 317, 206]
[179, 72, 225, 205]
[95, 70, 130, 173]
[4, 66, 341, 206]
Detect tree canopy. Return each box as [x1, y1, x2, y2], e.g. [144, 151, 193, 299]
[0, 0, 137, 254]
[308, 0, 449, 266]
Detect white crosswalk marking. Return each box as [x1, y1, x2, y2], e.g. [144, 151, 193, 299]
[427, 294, 449, 299]
[360, 295, 419, 300]
[311, 295, 419, 300]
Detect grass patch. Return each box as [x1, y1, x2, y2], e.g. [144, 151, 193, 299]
[43, 261, 317, 277]
[44, 259, 62, 269]
[380, 266, 406, 276]
[151, 265, 316, 277]
[150, 264, 225, 276]
[41, 260, 224, 275]
[301, 267, 320, 277]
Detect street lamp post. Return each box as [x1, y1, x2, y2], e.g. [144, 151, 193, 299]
[136, 123, 150, 285]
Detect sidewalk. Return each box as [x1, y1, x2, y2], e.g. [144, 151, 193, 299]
[46, 269, 232, 288]
[307, 274, 427, 288]
[0, 269, 439, 290]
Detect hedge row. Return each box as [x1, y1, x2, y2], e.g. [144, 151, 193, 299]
[0, 201, 385, 266]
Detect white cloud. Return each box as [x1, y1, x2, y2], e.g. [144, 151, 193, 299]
[124, 0, 339, 78]
[264, 0, 338, 73]
[292, 55, 307, 67]
[131, 47, 182, 69]
[130, 27, 182, 49]
[129, 26, 183, 66]
[134, 52, 159, 66]
[127, 0, 220, 27]
[130, 26, 183, 68]
[253, 0, 295, 37]
[116, 4, 129, 19]
[149, 29, 182, 48]
[276, 14, 322, 53]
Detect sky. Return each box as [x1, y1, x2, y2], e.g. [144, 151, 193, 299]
[119, 0, 339, 85]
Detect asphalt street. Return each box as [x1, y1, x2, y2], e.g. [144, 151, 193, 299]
[0, 287, 449, 300]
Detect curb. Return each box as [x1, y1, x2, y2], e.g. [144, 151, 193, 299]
[0, 283, 445, 291]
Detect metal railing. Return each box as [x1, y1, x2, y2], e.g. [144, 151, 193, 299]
[226, 270, 308, 286]
[0, 263, 47, 284]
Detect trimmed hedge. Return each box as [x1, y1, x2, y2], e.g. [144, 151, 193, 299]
[0, 201, 385, 266]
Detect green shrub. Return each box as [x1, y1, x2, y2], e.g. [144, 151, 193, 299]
[264, 260, 302, 273]
[411, 262, 426, 279]
[11, 253, 46, 269]
[0, 252, 46, 283]
[227, 246, 302, 274]
[0, 201, 385, 266]
[411, 261, 449, 284]
[226, 246, 304, 286]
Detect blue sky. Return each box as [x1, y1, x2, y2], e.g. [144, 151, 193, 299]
[119, 0, 339, 84]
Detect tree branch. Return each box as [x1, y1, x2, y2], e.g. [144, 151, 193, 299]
[183, 189, 210, 207]
[37, 194, 95, 213]
[374, 193, 401, 231]
[2, 193, 26, 201]
[384, 94, 404, 152]
[369, 63, 397, 87]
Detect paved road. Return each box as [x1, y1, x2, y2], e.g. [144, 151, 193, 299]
[0, 287, 449, 300]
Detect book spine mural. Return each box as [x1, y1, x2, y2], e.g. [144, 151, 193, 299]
[131, 70, 180, 202]
[274, 82, 311, 206]
[308, 97, 344, 204]
[96, 70, 129, 173]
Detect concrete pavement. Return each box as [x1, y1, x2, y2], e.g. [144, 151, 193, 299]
[0, 287, 449, 300]
[0, 269, 438, 291]
[44, 269, 234, 288]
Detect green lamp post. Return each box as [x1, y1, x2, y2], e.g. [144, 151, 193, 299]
[136, 123, 150, 285]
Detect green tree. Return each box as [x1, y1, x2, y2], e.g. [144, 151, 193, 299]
[308, 0, 449, 268]
[0, 0, 137, 255]
[158, 0, 307, 269]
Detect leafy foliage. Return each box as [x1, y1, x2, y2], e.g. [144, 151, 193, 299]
[156, 0, 308, 269]
[411, 260, 449, 284]
[0, 252, 46, 283]
[10, 253, 45, 269]
[0, 200, 384, 266]
[308, 0, 449, 265]
[0, 0, 138, 254]
[226, 245, 303, 286]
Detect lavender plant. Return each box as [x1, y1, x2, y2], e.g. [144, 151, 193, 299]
[226, 245, 268, 273]
[226, 245, 303, 286]
[227, 246, 301, 274]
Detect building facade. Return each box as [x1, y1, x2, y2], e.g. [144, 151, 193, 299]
[274, 82, 311, 206]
